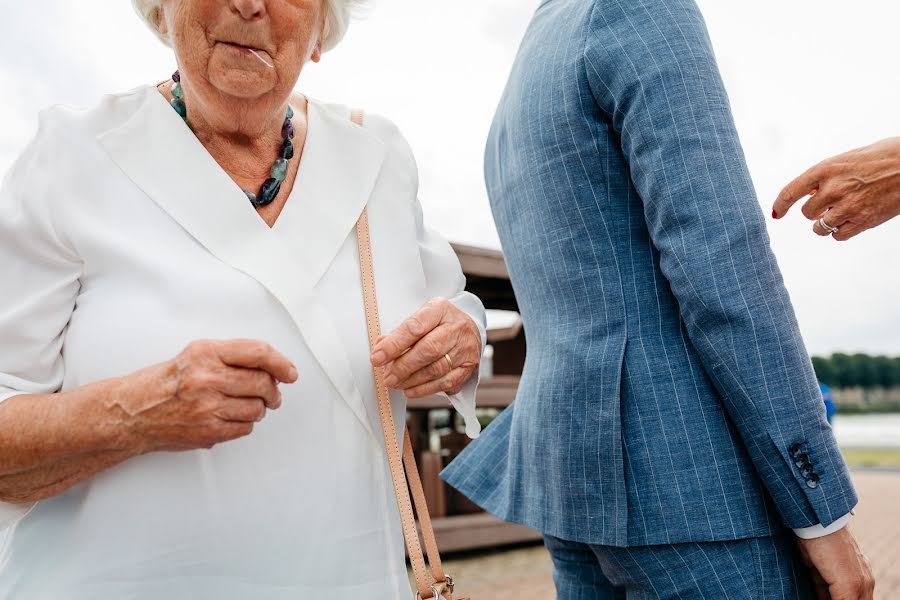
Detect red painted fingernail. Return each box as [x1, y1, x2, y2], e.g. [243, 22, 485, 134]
[772, 209, 778, 219]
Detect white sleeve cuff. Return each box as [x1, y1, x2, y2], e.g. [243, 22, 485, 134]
[0, 500, 35, 533]
[443, 377, 481, 440]
[444, 291, 485, 439]
[793, 511, 853, 539]
[0, 389, 29, 405]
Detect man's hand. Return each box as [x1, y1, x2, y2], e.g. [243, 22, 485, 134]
[773, 137, 900, 241]
[797, 527, 874, 600]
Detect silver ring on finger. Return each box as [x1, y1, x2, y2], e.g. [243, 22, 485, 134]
[818, 216, 839, 234]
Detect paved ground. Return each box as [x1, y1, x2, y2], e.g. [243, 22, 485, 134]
[440, 470, 899, 599]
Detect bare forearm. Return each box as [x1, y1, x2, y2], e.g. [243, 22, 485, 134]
[0, 449, 137, 503]
[0, 363, 170, 500]
[0, 340, 293, 504]
[0, 382, 128, 474]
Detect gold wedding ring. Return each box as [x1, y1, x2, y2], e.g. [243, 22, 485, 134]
[444, 353, 454, 371]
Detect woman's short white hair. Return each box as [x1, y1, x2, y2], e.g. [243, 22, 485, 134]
[132, 0, 365, 53]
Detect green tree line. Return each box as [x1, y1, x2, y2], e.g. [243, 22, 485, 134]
[811, 353, 900, 389]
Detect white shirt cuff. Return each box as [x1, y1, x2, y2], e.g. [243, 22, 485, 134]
[793, 511, 853, 539]
[444, 381, 481, 440]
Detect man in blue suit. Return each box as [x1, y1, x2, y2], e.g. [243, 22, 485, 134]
[442, 0, 874, 597]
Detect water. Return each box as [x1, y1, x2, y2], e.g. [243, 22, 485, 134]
[833, 413, 900, 448]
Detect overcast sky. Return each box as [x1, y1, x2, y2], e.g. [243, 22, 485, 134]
[1, 1, 898, 356]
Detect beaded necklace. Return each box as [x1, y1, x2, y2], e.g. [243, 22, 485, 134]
[168, 70, 295, 207]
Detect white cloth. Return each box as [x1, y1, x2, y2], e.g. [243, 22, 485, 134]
[0, 85, 485, 599]
[793, 512, 852, 540]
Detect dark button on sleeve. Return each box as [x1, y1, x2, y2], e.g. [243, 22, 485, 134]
[789, 443, 803, 458]
[800, 463, 814, 478]
[794, 453, 809, 468]
[806, 473, 820, 489]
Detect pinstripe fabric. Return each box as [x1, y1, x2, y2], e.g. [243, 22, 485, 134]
[543, 533, 815, 599]
[441, 0, 857, 547]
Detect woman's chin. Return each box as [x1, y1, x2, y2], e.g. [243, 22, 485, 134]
[207, 63, 277, 100]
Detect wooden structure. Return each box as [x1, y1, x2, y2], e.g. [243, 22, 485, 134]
[404, 243, 541, 553]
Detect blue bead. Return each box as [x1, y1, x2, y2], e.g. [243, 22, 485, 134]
[271, 158, 288, 182]
[255, 177, 281, 206]
[171, 97, 187, 119]
[172, 82, 183, 100]
[280, 139, 294, 160]
[286, 105, 294, 120]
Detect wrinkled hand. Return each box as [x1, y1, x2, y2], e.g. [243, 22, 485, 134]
[115, 339, 298, 453]
[370, 298, 481, 399]
[797, 527, 874, 600]
[773, 137, 900, 241]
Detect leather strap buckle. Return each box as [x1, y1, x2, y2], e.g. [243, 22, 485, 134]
[414, 577, 453, 600]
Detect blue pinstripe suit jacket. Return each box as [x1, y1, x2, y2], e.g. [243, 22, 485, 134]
[442, 0, 857, 547]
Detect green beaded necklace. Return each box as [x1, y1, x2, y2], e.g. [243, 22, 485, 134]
[169, 70, 295, 207]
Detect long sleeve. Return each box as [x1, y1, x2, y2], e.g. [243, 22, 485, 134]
[0, 110, 82, 528]
[414, 198, 486, 439]
[583, 0, 856, 528]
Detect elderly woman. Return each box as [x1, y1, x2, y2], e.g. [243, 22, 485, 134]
[0, 0, 484, 597]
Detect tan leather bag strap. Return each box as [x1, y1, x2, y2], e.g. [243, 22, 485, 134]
[403, 430, 447, 584]
[352, 108, 453, 600]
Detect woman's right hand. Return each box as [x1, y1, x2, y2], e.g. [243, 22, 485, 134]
[113, 339, 298, 454]
[773, 137, 900, 240]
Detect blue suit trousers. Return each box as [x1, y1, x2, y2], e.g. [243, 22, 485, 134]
[544, 533, 815, 599]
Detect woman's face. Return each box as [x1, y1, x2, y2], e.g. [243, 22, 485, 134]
[159, 0, 325, 106]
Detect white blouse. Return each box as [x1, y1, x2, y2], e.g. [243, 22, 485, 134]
[0, 85, 484, 599]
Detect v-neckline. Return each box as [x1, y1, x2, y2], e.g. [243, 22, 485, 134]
[98, 86, 388, 441]
[270, 100, 314, 233]
[149, 84, 314, 231]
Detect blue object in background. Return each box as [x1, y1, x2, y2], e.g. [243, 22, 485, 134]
[821, 383, 837, 424]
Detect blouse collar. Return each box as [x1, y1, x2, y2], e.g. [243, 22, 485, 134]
[98, 85, 387, 441]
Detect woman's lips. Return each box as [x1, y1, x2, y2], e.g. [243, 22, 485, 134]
[219, 41, 274, 68]
[222, 41, 256, 52]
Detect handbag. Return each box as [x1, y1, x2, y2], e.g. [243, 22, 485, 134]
[352, 109, 469, 600]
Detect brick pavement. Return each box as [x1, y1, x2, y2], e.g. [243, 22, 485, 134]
[852, 471, 900, 599]
[442, 470, 899, 599]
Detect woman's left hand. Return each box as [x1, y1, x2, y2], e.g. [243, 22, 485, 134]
[370, 298, 481, 399]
